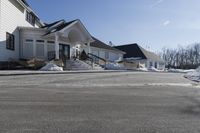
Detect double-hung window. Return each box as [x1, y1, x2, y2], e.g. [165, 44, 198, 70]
[6, 32, 15, 50]
[26, 11, 35, 26]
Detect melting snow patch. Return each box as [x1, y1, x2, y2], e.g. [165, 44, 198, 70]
[168, 69, 195, 73]
[40, 63, 63, 71]
[105, 63, 125, 70]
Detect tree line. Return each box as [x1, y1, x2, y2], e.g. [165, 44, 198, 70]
[161, 43, 200, 69]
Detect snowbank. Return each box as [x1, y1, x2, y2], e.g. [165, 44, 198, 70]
[184, 67, 200, 82]
[137, 67, 148, 72]
[168, 69, 195, 73]
[40, 63, 63, 71]
[148, 66, 161, 72]
[105, 62, 125, 70]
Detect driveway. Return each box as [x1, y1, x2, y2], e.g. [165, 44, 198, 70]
[0, 72, 200, 133]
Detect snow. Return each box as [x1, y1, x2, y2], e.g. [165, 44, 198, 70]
[168, 69, 195, 73]
[184, 67, 200, 82]
[148, 66, 162, 72]
[137, 67, 148, 72]
[105, 62, 125, 70]
[40, 63, 63, 71]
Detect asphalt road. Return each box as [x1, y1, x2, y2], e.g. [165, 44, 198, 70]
[0, 72, 200, 133]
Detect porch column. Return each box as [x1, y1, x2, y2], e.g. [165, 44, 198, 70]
[55, 34, 59, 59]
[87, 42, 91, 54]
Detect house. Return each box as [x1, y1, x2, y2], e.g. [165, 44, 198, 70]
[0, 0, 125, 69]
[90, 37, 125, 63]
[114, 44, 165, 70]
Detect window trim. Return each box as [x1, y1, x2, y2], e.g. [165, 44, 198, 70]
[36, 40, 45, 43]
[25, 39, 34, 42]
[47, 41, 55, 44]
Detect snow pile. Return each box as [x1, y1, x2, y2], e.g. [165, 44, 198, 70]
[105, 62, 125, 70]
[168, 69, 195, 73]
[136, 67, 148, 72]
[184, 67, 200, 82]
[148, 66, 161, 72]
[40, 63, 63, 71]
[136, 67, 165, 72]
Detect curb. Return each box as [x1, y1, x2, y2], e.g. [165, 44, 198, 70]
[0, 70, 131, 76]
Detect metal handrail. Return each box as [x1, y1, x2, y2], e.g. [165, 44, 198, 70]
[47, 51, 56, 61]
[87, 53, 107, 67]
[88, 53, 106, 62]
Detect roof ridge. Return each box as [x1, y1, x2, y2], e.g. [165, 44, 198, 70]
[115, 43, 138, 47]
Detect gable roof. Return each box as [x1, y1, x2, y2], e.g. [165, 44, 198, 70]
[43, 20, 77, 36]
[114, 44, 164, 62]
[91, 37, 125, 54]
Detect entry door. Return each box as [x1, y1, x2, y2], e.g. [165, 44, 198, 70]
[59, 44, 70, 62]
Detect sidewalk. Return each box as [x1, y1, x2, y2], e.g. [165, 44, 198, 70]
[0, 70, 129, 76]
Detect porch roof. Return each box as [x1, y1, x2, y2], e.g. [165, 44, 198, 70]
[91, 37, 126, 54]
[114, 44, 165, 62]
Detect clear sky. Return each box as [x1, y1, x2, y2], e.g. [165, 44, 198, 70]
[27, 0, 200, 52]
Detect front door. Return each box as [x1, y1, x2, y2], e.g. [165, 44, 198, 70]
[59, 44, 70, 64]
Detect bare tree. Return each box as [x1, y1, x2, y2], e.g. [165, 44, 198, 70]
[161, 43, 200, 69]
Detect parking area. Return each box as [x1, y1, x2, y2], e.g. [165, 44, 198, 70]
[0, 72, 200, 133]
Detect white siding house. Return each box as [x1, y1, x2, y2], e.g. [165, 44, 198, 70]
[90, 37, 125, 62]
[0, 0, 125, 70]
[0, 0, 43, 62]
[115, 44, 165, 70]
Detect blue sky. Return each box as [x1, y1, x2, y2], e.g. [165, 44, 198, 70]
[27, 0, 200, 52]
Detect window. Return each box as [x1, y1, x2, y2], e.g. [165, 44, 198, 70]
[26, 11, 35, 26]
[6, 32, 15, 50]
[36, 40, 45, 58]
[23, 39, 33, 58]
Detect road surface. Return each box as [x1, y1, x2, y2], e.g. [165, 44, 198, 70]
[0, 72, 200, 133]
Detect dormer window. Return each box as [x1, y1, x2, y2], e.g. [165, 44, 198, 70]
[26, 11, 35, 26]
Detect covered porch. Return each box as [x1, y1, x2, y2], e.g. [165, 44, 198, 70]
[42, 20, 94, 62]
[20, 20, 106, 70]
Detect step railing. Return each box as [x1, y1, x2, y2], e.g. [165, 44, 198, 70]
[47, 51, 56, 61]
[87, 53, 107, 68]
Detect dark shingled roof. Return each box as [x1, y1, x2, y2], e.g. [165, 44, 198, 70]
[114, 44, 164, 62]
[91, 37, 125, 54]
[41, 20, 65, 28]
[43, 20, 77, 36]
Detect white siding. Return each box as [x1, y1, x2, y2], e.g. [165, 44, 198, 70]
[0, 0, 36, 61]
[109, 52, 123, 61]
[91, 46, 123, 62]
[20, 29, 47, 59]
[99, 51, 106, 59]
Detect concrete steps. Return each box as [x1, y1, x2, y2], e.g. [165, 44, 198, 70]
[64, 59, 104, 70]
